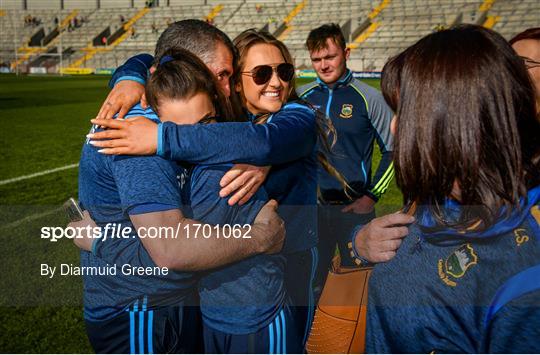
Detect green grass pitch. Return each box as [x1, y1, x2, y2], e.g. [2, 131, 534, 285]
[0, 74, 402, 353]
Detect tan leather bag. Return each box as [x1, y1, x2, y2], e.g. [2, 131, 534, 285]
[306, 256, 372, 354]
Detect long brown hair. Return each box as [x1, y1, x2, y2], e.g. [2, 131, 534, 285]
[382, 24, 540, 229]
[232, 29, 349, 193]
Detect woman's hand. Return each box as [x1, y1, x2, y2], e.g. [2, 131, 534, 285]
[87, 116, 158, 155]
[220, 165, 271, 206]
[97, 80, 147, 119]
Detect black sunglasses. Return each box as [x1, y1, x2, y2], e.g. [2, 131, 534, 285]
[241, 63, 295, 85]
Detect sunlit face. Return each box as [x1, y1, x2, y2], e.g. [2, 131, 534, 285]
[158, 92, 216, 125]
[309, 38, 350, 86]
[207, 41, 234, 97]
[512, 38, 540, 110]
[237, 43, 290, 115]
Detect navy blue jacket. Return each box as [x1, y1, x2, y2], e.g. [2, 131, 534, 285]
[298, 70, 394, 201]
[367, 186, 540, 353]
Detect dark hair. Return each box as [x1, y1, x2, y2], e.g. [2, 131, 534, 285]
[232, 29, 350, 193]
[382, 24, 540, 229]
[305, 23, 346, 52]
[146, 48, 231, 121]
[509, 27, 540, 45]
[153, 19, 237, 69]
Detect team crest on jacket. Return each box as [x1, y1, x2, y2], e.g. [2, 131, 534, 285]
[339, 104, 353, 119]
[438, 243, 478, 287]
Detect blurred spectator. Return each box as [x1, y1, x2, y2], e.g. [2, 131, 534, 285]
[119, 15, 125, 24]
[151, 22, 158, 34]
[101, 36, 108, 46]
[166, 17, 172, 26]
[510, 27, 540, 112]
[255, 4, 263, 13]
[131, 27, 138, 39]
[54, 17, 59, 26]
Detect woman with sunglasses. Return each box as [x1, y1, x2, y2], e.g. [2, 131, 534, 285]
[89, 29, 346, 351]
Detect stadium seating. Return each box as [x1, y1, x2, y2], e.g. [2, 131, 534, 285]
[346, 0, 485, 70]
[1, 0, 539, 73]
[490, 0, 539, 39]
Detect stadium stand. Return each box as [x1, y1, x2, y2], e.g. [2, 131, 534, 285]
[1, 0, 539, 73]
[490, 0, 539, 38]
[347, 0, 485, 70]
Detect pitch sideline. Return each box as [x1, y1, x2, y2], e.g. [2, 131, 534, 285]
[0, 163, 79, 186]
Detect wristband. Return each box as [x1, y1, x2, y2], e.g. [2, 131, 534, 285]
[91, 237, 100, 256]
[157, 123, 164, 157]
[348, 224, 371, 266]
[115, 75, 146, 86]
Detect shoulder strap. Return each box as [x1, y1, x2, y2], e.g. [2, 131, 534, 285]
[484, 263, 540, 328]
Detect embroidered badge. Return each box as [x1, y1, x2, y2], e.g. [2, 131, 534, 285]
[339, 104, 353, 119]
[438, 243, 478, 287]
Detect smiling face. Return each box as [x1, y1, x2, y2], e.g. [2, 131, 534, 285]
[158, 92, 216, 125]
[309, 37, 349, 86]
[237, 43, 291, 115]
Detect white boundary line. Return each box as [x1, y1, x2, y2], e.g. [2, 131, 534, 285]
[0, 207, 63, 231]
[0, 163, 79, 186]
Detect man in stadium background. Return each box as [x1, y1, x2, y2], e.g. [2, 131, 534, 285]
[297, 24, 395, 284]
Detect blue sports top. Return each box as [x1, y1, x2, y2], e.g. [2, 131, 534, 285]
[186, 163, 287, 334]
[78, 104, 197, 322]
[366, 186, 540, 353]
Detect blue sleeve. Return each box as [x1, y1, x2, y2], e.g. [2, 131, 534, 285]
[108, 53, 154, 88]
[159, 104, 317, 165]
[189, 164, 268, 225]
[487, 291, 540, 353]
[91, 155, 181, 267]
[365, 82, 395, 201]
